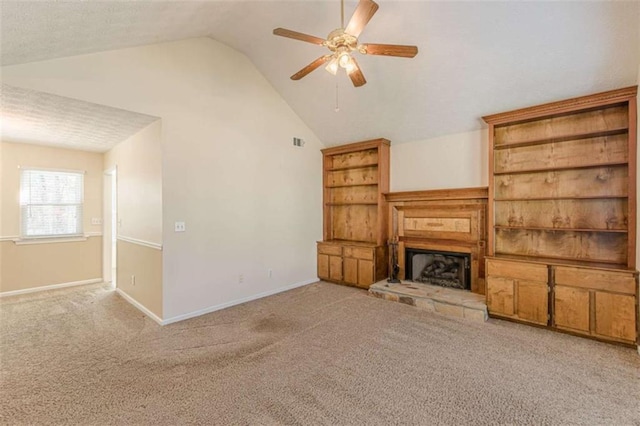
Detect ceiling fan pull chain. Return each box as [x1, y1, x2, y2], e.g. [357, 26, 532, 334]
[335, 82, 340, 112]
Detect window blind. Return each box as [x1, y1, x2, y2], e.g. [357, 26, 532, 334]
[20, 169, 84, 238]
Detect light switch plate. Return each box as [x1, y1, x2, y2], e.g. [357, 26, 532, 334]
[175, 221, 186, 232]
[91, 218, 103, 225]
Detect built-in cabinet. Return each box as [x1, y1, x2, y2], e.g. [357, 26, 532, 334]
[318, 139, 390, 288]
[483, 86, 639, 345]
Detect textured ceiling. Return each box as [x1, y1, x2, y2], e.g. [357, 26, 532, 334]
[0, 84, 159, 152]
[1, 1, 639, 147]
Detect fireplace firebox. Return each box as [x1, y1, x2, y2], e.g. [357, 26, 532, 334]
[405, 248, 471, 291]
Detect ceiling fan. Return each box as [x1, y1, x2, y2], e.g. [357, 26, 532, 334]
[273, 0, 418, 88]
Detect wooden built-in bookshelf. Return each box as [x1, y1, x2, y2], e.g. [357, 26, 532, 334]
[483, 86, 638, 346]
[317, 139, 390, 288]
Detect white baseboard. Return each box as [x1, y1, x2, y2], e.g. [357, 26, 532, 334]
[115, 288, 164, 325]
[0, 278, 103, 298]
[161, 278, 318, 326]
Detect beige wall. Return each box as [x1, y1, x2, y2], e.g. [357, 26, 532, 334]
[0, 142, 103, 293]
[1, 238, 102, 292]
[1, 38, 324, 320]
[104, 120, 163, 317]
[390, 130, 488, 192]
[117, 240, 162, 318]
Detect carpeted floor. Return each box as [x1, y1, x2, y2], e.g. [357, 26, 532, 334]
[1, 281, 639, 425]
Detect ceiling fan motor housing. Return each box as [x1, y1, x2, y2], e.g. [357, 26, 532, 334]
[325, 29, 359, 53]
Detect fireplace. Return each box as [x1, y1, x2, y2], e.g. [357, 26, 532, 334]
[405, 248, 471, 291]
[385, 188, 487, 294]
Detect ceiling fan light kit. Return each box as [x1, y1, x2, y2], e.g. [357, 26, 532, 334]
[273, 0, 418, 88]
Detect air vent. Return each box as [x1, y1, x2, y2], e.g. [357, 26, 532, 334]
[293, 137, 305, 147]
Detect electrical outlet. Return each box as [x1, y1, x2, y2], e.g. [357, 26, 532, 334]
[238, 274, 244, 284]
[131, 275, 136, 286]
[175, 221, 186, 232]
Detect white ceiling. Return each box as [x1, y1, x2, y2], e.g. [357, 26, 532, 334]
[1, 1, 639, 147]
[0, 84, 159, 152]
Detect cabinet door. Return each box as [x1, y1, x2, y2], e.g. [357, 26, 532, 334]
[357, 259, 374, 288]
[554, 286, 590, 333]
[329, 255, 343, 281]
[487, 275, 548, 324]
[517, 280, 548, 325]
[318, 254, 330, 280]
[343, 257, 358, 285]
[487, 276, 515, 316]
[594, 292, 636, 342]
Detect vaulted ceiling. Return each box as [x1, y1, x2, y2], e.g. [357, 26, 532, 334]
[1, 1, 639, 148]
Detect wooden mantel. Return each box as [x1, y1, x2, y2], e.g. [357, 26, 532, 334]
[384, 187, 488, 202]
[384, 187, 489, 294]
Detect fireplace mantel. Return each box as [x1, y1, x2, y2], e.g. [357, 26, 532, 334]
[385, 187, 488, 294]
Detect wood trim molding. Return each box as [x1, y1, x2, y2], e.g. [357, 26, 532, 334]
[384, 187, 488, 202]
[321, 138, 390, 155]
[482, 86, 638, 125]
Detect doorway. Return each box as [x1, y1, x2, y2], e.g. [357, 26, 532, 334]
[103, 167, 117, 286]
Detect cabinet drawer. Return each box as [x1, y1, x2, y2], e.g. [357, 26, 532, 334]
[343, 246, 374, 260]
[554, 266, 636, 295]
[318, 244, 342, 256]
[487, 259, 547, 282]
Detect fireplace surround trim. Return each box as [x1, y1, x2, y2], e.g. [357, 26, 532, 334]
[385, 187, 488, 295]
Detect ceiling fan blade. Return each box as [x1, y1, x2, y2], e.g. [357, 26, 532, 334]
[347, 57, 367, 87]
[344, 0, 379, 38]
[291, 56, 332, 80]
[362, 43, 418, 58]
[273, 28, 326, 46]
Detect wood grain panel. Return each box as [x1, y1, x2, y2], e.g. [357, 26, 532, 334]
[329, 148, 378, 169]
[343, 257, 358, 285]
[404, 217, 471, 233]
[554, 286, 590, 332]
[594, 292, 636, 342]
[495, 229, 627, 263]
[327, 166, 378, 187]
[318, 254, 329, 280]
[486, 259, 548, 282]
[358, 260, 374, 288]
[332, 205, 377, 242]
[516, 280, 549, 325]
[486, 276, 515, 316]
[330, 185, 378, 203]
[494, 199, 628, 230]
[494, 134, 628, 173]
[554, 266, 636, 294]
[494, 105, 628, 146]
[329, 256, 343, 281]
[494, 166, 628, 200]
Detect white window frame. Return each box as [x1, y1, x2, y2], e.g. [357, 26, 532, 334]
[19, 167, 85, 240]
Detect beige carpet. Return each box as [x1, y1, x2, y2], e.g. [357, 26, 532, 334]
[1, 281, 639, 425]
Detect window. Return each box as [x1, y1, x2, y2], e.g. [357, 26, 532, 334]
[20, 169, 84, 238]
